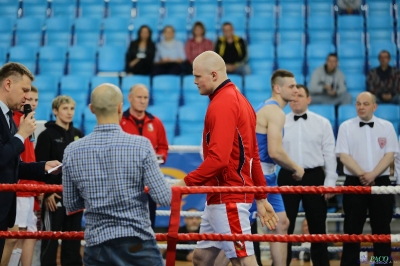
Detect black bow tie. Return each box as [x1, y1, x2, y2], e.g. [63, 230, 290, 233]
[294, 113, 307, 121]
[360, 122, 374, 128]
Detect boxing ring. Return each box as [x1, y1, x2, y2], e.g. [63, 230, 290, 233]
[1, 184, 400, 265]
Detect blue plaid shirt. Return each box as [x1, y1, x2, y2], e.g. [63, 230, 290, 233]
[62, 124, 171, 246]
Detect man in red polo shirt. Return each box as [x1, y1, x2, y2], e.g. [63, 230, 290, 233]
[1, 86, 41, 266]
[120, 83, 168, 229]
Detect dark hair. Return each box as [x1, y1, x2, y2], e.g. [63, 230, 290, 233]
[270, 69, 294, 89]
[222, 22, 233, 28]
[192, 21, 206, 37]
[379, 50, 391, 60]
[296, 84, 309, 97]
[137, 25, 152, 42]
[31, 85, 38, 93]
[163, 25, 175, 33]
[0, 62, 34, 84]
[327, 53, 338, 59]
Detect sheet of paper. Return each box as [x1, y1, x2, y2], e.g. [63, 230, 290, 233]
[48, 164, 62, 174]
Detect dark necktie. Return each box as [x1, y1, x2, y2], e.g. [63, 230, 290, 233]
[359, 122, 374, 128]
[294, 113, 307, 121]
[7, 110, 17, 135]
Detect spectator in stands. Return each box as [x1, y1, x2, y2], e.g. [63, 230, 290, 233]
[1, 86, 41, 266]
[367, 50, 400, 105]
[35, 96, 84, 266]
[153, 25, 186, 75]
[184, 21, 213, 74]
[337, 0, 362, 14]
[336, 92, 398, 266]
[125, 25, 156, 75]
[215, 22, 250, 76]
[120, 84, 168, 229]
[309, 53, 352, 106]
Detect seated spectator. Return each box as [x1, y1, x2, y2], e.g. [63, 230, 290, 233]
[214, 22, 250, 76]
[184, 21, 213, 74]
[367, 50, 400, 104]
[337, 0, 361, 14]
[125, 25, 156, 75]
[153, 25, 186, 75]
[309, 53, 352, 106]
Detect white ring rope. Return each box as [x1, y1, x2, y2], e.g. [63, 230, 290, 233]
[372, 186, 400, 194]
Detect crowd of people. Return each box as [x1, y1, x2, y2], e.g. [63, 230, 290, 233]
[0, 29, 400, 265]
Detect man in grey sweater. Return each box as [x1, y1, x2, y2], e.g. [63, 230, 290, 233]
[309, 53, 352, 106]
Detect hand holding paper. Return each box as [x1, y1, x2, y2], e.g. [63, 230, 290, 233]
[46, 161, 62, 174]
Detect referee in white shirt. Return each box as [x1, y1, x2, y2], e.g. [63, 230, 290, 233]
[278, 84, 337, 266]
[336, 92, 398, 266]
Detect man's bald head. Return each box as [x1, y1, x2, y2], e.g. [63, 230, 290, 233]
[193, 51, 228, 95]
[193, 51, 226, 74]
[129, 83, 149, 95]
[357, 91, 376, 104]
[91, 83, 123, 117]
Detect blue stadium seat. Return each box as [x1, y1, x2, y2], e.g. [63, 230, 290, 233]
[228, 74, 243, 91]
[51, 2, 77, 18]
[0, 4, 19, 18]
[79, 2, 105, 18]
[367, 1, 393, 16]
[221, 2, 247, 16]
[74, 17, 102, 32]
[277, 59, 304, 74]
[278, 31, 305, 44]
[277, 42, 305, 59]
[22, 3, 48, 18]
[249, 31, 275, 44]
[368, 41, 397, 60]
[248, 15, 275, 32]
[16, 17, 44, 32]
[45, 17, 72, 33]
[15, 32, 42, 47]
[152, 75, 181, 93]
[102, 17, 131, 32]
[183, 91, 210, 106]
[246, 92, 271, 108]
[39, 46, 66, 63]
[338, 104, 357, 125]
[248, 43, 274, 61]
[307, 43, 335, 59]
[102, 32, 130, 48]
[308, 104, 336, 129]
[147, 103, 178, 124]
[250, 2, 275, 17]
[91, 76, 120, 90]
[178, 105, 207, 134]
[74, 32, 100, 48]
[249, 60, 274, 75]
[32, 75, 59, 93]
[278, 16, 305, 31]
[339, 59, 365, 74]
[45, 32, 71, 47]
[375, 104, 400, 133]
[9, 46, 38, 63]
[307, 15, 334, 31]
[336, 30, 364, 44]
[308, 30, 334, 44]
[131, 17, 159, 33]
[35, 105, 52, 121]
[337, 16, 364, 31]
[107, 3, 133, 18]
[338, 43, 366, 60]
[279, 2, 304, 16]
[0, 17, 16, 33]
[193, 2, 219, 18]
[244, 74, 270, 95]
[367, 30, 394, 43]
[39, 62, 66, 76]
[68, 61, 96, 76]
[173, 134, 202, 145]
[60, 76, 90, 92]
[97, 46, 125, 72]
[0, 47, 7, 64]
[346, 74, 366, 92]
[121, 75, 151, 94]
[135, 2, 161, 18]
[161, 16, 189, 33]
[83, 106, 97, 134]
[68, 46, 97, 62]
[367, 16, 394, 30]
[164, 2, 190, 18]
[152, 91, 180, 106]
[308, 2, 332, 16]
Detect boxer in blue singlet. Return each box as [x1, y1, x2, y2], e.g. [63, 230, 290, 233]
[249, 70, 304, 266]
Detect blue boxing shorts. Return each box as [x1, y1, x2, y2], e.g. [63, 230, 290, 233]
[249, 172, 285, 224]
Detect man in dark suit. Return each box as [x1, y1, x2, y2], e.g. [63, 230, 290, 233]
[0, 62, 61, 261]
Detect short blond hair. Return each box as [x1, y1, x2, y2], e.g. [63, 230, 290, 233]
[52, 95, 76, 111]
[31, 85, 38, 93]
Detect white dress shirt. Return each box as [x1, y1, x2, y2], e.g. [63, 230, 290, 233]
[0, 100, 24, 143]
[283, 110, 338, 186]
[336, 115, 399, 176]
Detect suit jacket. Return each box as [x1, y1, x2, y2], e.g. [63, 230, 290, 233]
[0, 111, 46, 227]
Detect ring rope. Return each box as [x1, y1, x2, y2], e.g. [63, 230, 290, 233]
[0, 231, 397, 243]
[4, 184, 400, 194]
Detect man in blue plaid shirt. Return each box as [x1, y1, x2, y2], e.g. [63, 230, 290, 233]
[62, 83, 172, 266]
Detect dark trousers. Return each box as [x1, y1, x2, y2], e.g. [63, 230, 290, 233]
[251, 221, 262, 266]
[152, 63, 183, 76]
[41, 206, 83, 266]
[148, 194, 156, 229]
[341, 176, 393, 266]
[278, 167, 330, 266]
[0, 218, 7, 262]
